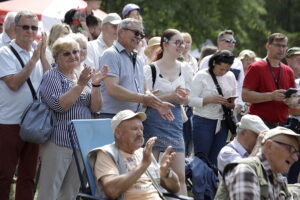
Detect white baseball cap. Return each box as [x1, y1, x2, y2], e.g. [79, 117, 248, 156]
[111, 110, 146, 133]
[102, 13, 122, 25]
[237, 114, 269, 134]
[263, 126, 300, 145]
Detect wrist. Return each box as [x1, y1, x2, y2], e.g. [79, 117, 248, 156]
[161, 168, 172, 178]
[139, 93, 145, 104]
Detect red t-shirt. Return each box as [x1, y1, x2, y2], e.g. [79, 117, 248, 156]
[243, 59, 295, 123]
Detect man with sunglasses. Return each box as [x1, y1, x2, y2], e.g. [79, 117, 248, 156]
[98, 18, 174, 121]
[242, 33, 297, 129]
[0, 11, 50, 200]
[199, 30, 245, 118]
[216, 126, 300, 199]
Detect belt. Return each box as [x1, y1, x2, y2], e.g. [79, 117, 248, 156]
[263, 121, 286, 128]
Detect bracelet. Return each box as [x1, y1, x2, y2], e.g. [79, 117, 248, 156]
[92, 83, 101, 87]
[166, 169, 173, 178]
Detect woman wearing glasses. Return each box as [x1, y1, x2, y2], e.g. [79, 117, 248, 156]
[37, 36, 108, 199]
[189, 50, 237, 166]
[143, 29, 193, 195]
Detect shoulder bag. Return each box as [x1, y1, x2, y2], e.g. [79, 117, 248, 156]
[209, 70, 237, 136]
[9, 45, 56, 144]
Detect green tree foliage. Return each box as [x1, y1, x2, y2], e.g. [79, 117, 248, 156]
[101, 0, 300, 57]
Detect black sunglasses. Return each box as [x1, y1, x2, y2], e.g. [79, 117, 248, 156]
[62, 49, 80, 57]
[222, 38, 236, 44]
[124, 28, 145, 39]
[17, 25, 39, 31]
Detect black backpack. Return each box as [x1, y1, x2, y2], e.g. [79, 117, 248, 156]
[64, 8, 77, 25]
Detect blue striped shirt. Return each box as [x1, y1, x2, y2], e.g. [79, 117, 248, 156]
[40, 68, 92, 148]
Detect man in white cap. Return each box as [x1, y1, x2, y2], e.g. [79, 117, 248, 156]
[217, 114, 269, 173]
[92, 110, 180, 200]
[216, 126, 300, 199]
[87, 13, 122, 71]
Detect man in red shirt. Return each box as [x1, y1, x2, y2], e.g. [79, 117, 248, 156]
[242, 33, 298, 128]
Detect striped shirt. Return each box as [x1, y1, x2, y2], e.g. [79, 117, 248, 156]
[40, 67, 92, 148]
[224, 153, 291, 199]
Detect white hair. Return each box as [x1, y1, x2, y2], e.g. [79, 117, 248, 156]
[3, 12, 17, 31]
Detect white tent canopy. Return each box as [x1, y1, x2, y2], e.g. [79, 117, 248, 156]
[0, 0, 107, 32]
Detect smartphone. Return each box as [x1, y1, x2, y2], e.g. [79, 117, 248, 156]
[285, 88, 298, 98]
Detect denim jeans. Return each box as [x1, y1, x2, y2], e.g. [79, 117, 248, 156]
[192, 115, 228, 166]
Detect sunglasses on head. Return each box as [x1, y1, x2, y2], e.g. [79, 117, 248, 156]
[124, 28, 145, 39]
[222, 38, 236, 44]
[62, 49, 80, 57]
[17, 25, 38, 31]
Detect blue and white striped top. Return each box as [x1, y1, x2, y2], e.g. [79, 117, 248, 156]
[40, 67, 93, 148]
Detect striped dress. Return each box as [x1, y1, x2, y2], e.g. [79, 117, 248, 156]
[40, 67, 92, 148]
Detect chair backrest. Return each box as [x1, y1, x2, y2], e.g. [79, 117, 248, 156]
[71, 119, 114, 196]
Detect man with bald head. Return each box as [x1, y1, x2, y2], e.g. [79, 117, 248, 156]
[216, 127, 300, 199]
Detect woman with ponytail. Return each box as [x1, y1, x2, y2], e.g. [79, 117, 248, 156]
[143, 29, 193, 195]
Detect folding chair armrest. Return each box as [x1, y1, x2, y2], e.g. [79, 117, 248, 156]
[76, 192, 108, 200]
[163, 192, 194, 200]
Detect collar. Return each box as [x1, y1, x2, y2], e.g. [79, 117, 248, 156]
[1, 32, 12, 44]
[258, 153, 275, 179]
[232, 138, 249, 157]
[10, 39, 36, 54]
[114, 41, 126, 53]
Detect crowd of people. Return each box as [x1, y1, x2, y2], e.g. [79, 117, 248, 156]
[0, 0, 300, 200]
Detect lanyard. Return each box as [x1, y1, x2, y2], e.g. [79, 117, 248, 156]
[266, 58, 282, 89]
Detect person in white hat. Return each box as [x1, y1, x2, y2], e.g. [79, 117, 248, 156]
[92, 110, 180, 200]
[87, 13, 122, 71]
[217, 114, 269, 173]
[216, 126, 300, 199]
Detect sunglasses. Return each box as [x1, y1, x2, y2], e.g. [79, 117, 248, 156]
[222, 38, 236, 44]
[169, 40, 185, 47]
[62, 49, 80, 57]
[17, 25, 38, 31]
[124, 28, 145, 39]
[272, 140, 300, 157]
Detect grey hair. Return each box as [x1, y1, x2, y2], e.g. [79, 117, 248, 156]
[117, 18, 143, 33]
[3, 12, 17, 30]
[15, 10, 38, 25]
[69, 33, 88, 44]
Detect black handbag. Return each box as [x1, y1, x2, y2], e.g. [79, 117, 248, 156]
[209, 70, 237, 135]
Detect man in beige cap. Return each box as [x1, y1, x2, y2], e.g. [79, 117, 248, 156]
[87, 13, 122, 71]
[286, 47, 300, 79]
[216, 126, 300, 199]
[217, 114, 269, 173]
[92, 110, 180, 200]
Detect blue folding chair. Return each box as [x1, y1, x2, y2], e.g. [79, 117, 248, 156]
[70, 118, 194, 200]
[70, 119, 114, 200]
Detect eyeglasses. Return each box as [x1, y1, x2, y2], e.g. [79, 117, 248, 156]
[16, 25, 38, 31]
[62, 49, 80, 57]
[124, 28, 145, 39]
[222, 38, 237, 44]
[271, 43, 288, 49]
[169, 40, 185, 47]
[272, 140, 300, 157]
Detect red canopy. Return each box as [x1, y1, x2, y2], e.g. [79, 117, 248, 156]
[0, 0, 106, 32]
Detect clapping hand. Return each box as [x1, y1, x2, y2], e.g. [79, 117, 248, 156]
[91, 65, 109, 85]
[173, 86, 189, 104]
[160, 146, 176, 177]
[142, 137, 157, 167]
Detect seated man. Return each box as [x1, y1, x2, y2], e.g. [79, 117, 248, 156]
[92, 110, 180, 200]
[215, 126, 300, 199]
[217, 114, 269, 173]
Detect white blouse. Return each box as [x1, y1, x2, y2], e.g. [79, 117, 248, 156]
[144, 62, 193, 97]
[189, 69, 237, 120]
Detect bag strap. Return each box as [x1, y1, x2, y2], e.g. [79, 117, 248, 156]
[9, 45, 37, 100]
[149, 63, 156, 89]
[208, 69, 230, 114]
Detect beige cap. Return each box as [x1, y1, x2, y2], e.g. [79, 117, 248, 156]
[102, 13, 121, 25]
[144, 37, 161, 57]
[237, 114, 269, 134]
[111, 110, 146, 133]
[286, 47, 300, 58]
[263, 126, 300, 145]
